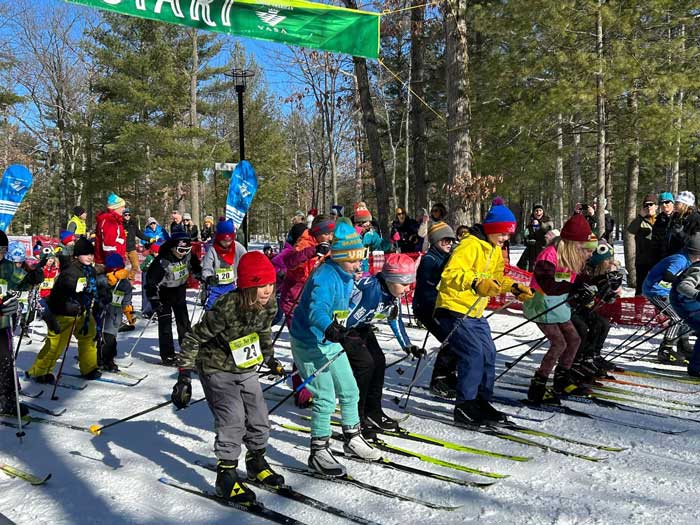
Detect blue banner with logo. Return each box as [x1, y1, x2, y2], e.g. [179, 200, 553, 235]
[0, 165, 32, 231]
[225, 160, 258, 229]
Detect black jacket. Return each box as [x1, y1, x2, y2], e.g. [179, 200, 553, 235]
[146, 240, 202, 305]
[627, 214, 655, 265]
[123, 218, 147, 251]
[48, 259, 97, 317]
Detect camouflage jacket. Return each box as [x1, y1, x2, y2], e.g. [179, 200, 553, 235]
[178, 289, 277, 375]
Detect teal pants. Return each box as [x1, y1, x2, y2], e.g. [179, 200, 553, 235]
[290, 336, 360, 438]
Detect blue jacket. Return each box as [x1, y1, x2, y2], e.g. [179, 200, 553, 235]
[142, 224, 166, 246]
[670, 261, 700, 317]
[412, 245, 449, 314]
[643, 252, 691, 299]
[290, 260, 354, 348]
[347, 275, 411, 348]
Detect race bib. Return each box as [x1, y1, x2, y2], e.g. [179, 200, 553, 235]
[229, 332, 263, 369]
[40, 277, 54, 290]
[75, 277, 87, 293]
[333, 310, 350, 327]
[659, 281, 672, 289]
[0, 279, 7, 296]
[216, 267, 235, 285]
[111, 290, 125, 307]
[554, 272, 572, 283]
[172, 263, 188, 281]
[18, 291, 28, 305]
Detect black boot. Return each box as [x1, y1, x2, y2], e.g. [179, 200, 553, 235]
[27, 372, 55, 384]
[475, 396, 507, 423]
[245, 449, 285, 487]
[365, 410, 401, 431]
[658, 344, 687, 365]
[81, 368, 102, 380]
[453, 399, 487, 426]
[527, 374, 560, 405]
[215, 460, 256, 504]
[677, 337, 693, 360]
[430, 376, 457, 399]
[553, 366, 590, 396]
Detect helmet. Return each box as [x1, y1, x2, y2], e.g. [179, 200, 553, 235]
[381, 253, 416, 284]
[7, 241, 26, 263]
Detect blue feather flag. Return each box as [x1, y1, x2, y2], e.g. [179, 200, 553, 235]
[0, 165, 33, 231]
[225, 160, 258, 229]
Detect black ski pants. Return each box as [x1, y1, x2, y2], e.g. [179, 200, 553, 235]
[158, 286, 191, 360]
[344, 324, 386, 420]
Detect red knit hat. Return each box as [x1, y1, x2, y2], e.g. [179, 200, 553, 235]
[353, 202, 373, 224]
[237, 251, 276, 289]
[382, 253, 416, 284]
[560, 214, 594, 242]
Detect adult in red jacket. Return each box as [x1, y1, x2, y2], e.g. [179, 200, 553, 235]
[95, 192, 127, 264]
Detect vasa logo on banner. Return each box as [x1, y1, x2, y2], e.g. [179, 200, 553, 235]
[256, 9, 286, 27]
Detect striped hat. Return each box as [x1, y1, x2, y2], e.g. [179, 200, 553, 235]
[428, 221, 456, 245]
[353, 202, 372, 224]
[331, 219, 365, 262]
[107, 192, 125, 210]
[483, 203, 517, 235]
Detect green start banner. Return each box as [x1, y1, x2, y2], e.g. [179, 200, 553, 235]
[65, 0, 380, 58]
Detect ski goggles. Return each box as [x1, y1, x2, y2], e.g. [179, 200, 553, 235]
[175, 246, 191, 255]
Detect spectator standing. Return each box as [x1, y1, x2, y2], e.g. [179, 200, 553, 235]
[627, 194, 657, 294]
[390, 208, 420, 253]
[200, 215, 215, 243]
[517, 204, 554, 271]
[651, 192, 676, 264]
[66, 206, 88, 238]
[170, 210, 184, 234]
[94, 193, 127, 265]
[182, 213, 199, 241]
[122, 208, 148, 281]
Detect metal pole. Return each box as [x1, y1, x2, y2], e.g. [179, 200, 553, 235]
[236, 85, 249, 248]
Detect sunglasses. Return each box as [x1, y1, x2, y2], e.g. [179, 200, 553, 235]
[661, 200, 673, 205]
[643, 203, 655, 208]
[123, 213, 131, 216]
[176, 246, 191, 255]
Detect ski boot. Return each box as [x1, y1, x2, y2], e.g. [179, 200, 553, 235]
[215, 460, 256, 504]
[429, 376, 457, 399]
[677, 336, 693, 361]
[342, 424, 382, 460]
[527, 374, 560, 405]
[657, 344, 687, 365]
[454, 399, 488, 426]
[27, 372, 55, 384]
[365, 410, 401, 432]
[81, 368, 102, 380]
[553, 366, 591, 396]
[102, 360, 120, 373]
[0, 395, 29, 417]
[161, 356, 177, 367]
[570, 359, 598, 384]
[245, 448, 285, 487]
[476, 396, 507, 424]
[309, 436, 346, 477]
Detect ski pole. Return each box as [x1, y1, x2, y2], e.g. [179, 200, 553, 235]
[49, 316, 80, 401]
[396, 350, 439, 409]
[8, 328, 25, 442]
[602, 301, 672, 359]
[89, 397, 207, 435]
[494, 336, 548, 381]
[492, 297, 570, 341]
[626, 324, 694, 363]
[267, 349, 347, 416]
[496, 337, 542, 353]
[484, 299, 518, 319]
[608, 319, 682, 362]
[125, 313, 157, 359]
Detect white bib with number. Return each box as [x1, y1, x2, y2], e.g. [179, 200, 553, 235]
[172, 263, 188, 281]
[229, 332, 263, 369]
[111, 290, 125, 307]
[40, 277, 54, 290]
[75, 277, 87, 293]
[216, 267, 235, 285]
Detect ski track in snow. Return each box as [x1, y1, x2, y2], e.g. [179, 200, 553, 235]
[2, 242, 699, 524]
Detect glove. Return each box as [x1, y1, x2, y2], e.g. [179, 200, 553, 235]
[0, 295, 18, 317]
[324, 318, 348, 343]
[64, 299, 82, 317]
[107, 269, 129, 286]
[123, 304, 136, 325]
[606, 270, 624, 292]
[602, 289, 618, 304]
[473, 278, 502, 298]
[171, 371, 192, 409]
[403, 345, 426, 358]
[205, 275, 219, 286]
[23, 269, 44, 286]
[265, 357, 287, 378]
[573, 283, 597, 304]
[316, 242, 331, 256]
[511, 283, 535, 302]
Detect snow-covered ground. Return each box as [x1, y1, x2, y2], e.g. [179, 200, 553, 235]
[2, 243, 699, 525]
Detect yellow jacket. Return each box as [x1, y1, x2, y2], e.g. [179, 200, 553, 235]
[67, 215, 87, 236]
[435, 232, 513, 318]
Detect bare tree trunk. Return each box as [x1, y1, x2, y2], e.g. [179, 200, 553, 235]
[410, 0, 427, 213]
[445, 0, 472, 227]
[554, 113, 564, 227]
[189, 29, 200, 225]
[570, 116, 583, 213]
[624, 91, 640, 288]
[595, 1, 606, 238]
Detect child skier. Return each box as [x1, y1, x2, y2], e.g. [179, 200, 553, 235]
[412, 221, 457, 398]
[27, 238, 101, 382]
[172, 251, 286, 503]
[642, 235, 698, 364]
[95, 254, 132, 372]
[290, 219, 381, 477]
[434, 202, 534, 425]
[669, 234, 700, 377]
[145, 231, 202, 366]
[343, 253, 424, 435]
[140, 243, 159, 318]
[39, 249, 60, 301]
[201, 218, 247, 310]
[524, 214, 597, 403]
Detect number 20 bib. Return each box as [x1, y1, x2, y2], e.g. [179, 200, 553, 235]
[229, 332, 263, 369]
